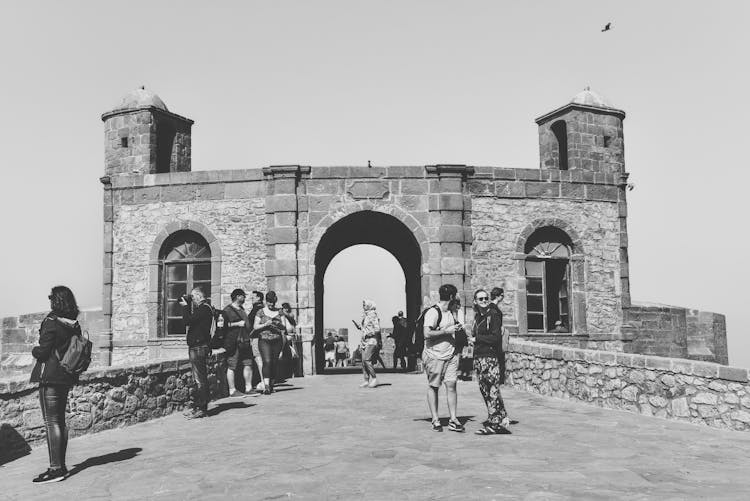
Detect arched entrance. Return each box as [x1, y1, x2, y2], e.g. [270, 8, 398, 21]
[314, 211, 422, 374]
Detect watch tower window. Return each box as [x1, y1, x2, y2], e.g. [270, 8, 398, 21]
[551, 120, 568, 170]
[159, 230, 212, 337]
[524, 227, 572, 332]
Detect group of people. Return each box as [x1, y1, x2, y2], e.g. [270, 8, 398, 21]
[27, 281, 510, 484]
[182, 287, 299, 419]
[351, 284, 511, 436]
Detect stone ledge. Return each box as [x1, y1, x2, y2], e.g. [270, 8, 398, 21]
[508, 338, 748, 382]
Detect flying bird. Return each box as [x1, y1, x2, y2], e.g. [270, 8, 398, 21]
[602, 22, 611, 32]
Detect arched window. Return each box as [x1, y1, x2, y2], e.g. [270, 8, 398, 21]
[551, 120, 568, 170]
[524, 227, 572, 332]
[159, 230, 212, 337]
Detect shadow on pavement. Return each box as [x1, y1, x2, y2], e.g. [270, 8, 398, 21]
[413, 416, 476, 426]
[272, 387, 303, 393]
[207, 401, 256, 416]
[66, 447, 142, 478]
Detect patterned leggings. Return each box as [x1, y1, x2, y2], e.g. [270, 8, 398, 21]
[473, 356, 508, 428]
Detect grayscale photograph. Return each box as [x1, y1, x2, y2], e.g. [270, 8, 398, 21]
[1, 1, 749, 499]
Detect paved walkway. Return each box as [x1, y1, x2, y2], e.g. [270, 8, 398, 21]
[2, 373, 750, 500]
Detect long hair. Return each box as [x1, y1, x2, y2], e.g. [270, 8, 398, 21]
[49, 285, 79, 320]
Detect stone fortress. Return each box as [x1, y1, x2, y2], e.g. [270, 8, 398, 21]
[3, 88, 748, 459]
[89, 86, 726, 374]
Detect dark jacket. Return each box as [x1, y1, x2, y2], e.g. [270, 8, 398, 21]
[30, 313, 80, 386]
[183, 301, 214, 348]
[222, 304, 250, 357]
[247, 303, 263, 338]
[472, 305, 503, 359]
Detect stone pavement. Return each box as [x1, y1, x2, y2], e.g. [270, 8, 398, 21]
[2, 373, 750, 500]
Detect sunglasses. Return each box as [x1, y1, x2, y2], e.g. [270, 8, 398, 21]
[476, 296, 490, 302]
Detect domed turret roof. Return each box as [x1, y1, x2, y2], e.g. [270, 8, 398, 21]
[112, 86, 168, 112]
[570, 87, 615, 109]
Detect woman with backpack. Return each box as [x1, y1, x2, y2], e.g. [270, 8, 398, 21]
[222, 289, 254, 397]
[471, 289, 510, 435]
[29, 285, 82, 483]
[252, 291, 291, 394]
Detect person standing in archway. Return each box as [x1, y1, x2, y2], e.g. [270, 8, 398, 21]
[352, 299, 381, 388]
[390, 311, 410, 371]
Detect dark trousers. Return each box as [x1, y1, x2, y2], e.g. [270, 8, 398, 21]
[39, 385, 70, 469]
[189, 345, 210, 411]
[474, 356, 508, 428]
[258, 336, 283, 383]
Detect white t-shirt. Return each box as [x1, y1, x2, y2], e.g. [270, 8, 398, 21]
[423, 305, 456, 360]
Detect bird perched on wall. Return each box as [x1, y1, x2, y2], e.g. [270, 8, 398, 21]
[368, 160, 371, 168]
[602, 22, 611, 32]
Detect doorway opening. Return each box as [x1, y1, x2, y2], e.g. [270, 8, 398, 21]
[314, 211, 422, 374]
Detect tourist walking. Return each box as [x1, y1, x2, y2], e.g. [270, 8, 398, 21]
[389, 311, 410, 370]
[471, 289, 510, 435]
[222, 289, 254, 397]
[353, 299, 381, 388]
[489, 287, 508, 382]
[253, 291, 291, 394]
[179, 286, 214, 419]
[422, 284, 464, 432]
[29, 286, 81, 483]
[334, 336, 349, 367]
[248, 290, 265, 391]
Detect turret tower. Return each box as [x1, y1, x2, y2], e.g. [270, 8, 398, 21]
[536, 88, 626, 173]
[101, 87, 193, 176]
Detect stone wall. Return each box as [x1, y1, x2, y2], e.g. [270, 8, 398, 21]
[0, 356, 225, 465]
[505, 339, 750, 431]
[1, 309, 105, 379]
[621, 303, 728, 364]
[111, 184, 266, 364]
[470, 198, 622, 335]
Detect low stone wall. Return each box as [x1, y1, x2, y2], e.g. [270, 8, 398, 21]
[1, 309, 105, 378]
[0, 356, 223, 465]
[505, 339, 750, 431]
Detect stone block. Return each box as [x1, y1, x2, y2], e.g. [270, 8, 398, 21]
[438, 226, 465, 243]
[397, 195, 429, 212]
[671, 397, 690, 417]
[718, 366, 748, 383]
[436, 194, 464, 211]
[586, 185, 618, 202]
[559, 183, 585, 199]
[224, 181, 264, 199]
[1, 328, 27, 344]
[160, 185, 196, 202]
[494, 181, 525, 198]
[525, 182, 559, 198]
[265, 194, 298, 213]
[692, 392, 718, 405]
[267, 227, 297, 245]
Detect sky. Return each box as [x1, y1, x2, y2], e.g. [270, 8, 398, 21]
[0, 1, 748, 367]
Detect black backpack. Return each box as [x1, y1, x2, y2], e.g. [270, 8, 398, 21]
[58, 329, 93, 377]
[413, 305, 442, 353]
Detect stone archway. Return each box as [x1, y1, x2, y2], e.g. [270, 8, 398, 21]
[313, 210, 422, 374]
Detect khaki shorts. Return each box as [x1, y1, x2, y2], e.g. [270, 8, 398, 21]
[423, 352, 459, 388]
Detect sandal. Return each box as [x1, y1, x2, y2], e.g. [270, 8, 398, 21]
[431, 419, 443, 432]
[474, 426, 498, 435]
[448, 420, 465, 433]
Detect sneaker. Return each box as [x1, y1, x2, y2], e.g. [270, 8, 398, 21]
[448, 420, 465, 433]
[431, 420, 443, 432]
[185, 408, 207, 420]
[367, 379, 378, 388]
[32, 467, 67, 484]
[228, 390, 244, 398]
[359, 381, 370, 388]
